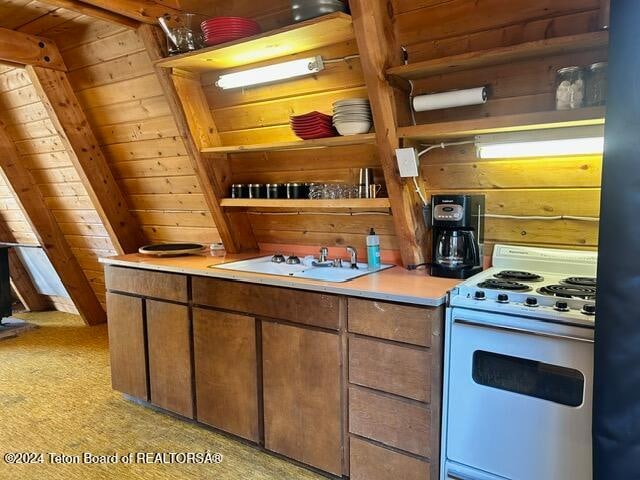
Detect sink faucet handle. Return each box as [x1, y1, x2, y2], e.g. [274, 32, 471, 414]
[346, 246, 358, 269]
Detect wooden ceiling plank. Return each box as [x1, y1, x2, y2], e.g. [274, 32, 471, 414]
[38, 0, 139, 28]
[0, 123, 105, 325]
[26, 65, 146, 256]
[0, 26, 66, 71]
[0, 220, 51, 311]
[350, 0, 427, 267]
[137, 23, 258, 253]
[73, 0, 178, 24]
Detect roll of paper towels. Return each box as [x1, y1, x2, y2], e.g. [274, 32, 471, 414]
[413, 87, 488, 112]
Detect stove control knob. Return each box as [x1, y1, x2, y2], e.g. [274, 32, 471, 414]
[554, 301, 570, 312]
[525, 297, 538, 307]
[474, 291, 486, 301]
[497, 293, 509, 303]
[581, 304, 596, 316]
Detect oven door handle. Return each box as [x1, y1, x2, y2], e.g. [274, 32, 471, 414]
[454, 318, 594, 343]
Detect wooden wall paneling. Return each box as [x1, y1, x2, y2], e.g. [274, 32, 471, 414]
[0, 123, 105, 325]
[32, 0, 138, 28]
[137, 23, 258, 252]
[0, 220, 51, 311]
[27, 65, 146, 255]
[74, 0, 178, 24]
[0, 26, 67, 71]
[350, 0, 425, 266]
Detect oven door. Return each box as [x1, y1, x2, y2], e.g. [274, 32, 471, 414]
[445, 308, 593, 480]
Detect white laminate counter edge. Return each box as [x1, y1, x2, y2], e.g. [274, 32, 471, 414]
[99, 257, 448, 307]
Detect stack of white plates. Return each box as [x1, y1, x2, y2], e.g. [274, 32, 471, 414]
[332, 98, 373, 136]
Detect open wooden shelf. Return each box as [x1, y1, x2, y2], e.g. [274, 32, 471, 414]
[220, 198, 391, 209]
[201, 133, 376, 154]
[155, 12, 354, 72]
[398, 106, 606, 141]
[387, 31, 609, 80]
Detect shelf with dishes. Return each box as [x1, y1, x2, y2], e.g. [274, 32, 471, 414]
[387, 31, 609, 81]
[398, 106, 606, 142]
[220, 198, 391, 209]
[155, 12, 354, 72]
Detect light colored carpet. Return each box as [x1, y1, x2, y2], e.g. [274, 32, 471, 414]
[0, 311, 325, 480]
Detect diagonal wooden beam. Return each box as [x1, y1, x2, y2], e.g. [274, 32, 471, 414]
[72, 0, 179, 24]
[350, 0, 427, 267]
[40, 0, 139, 28]
[0, 123, 105, 325]
[0, 222, 51, 312]
[27, 66, 146, 256]
[138, 24, 258, 253]
[0, 26, 66, 71]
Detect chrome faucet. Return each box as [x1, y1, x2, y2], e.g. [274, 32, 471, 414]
[319, 246, 329, 263]
[346, 246, 358, 269]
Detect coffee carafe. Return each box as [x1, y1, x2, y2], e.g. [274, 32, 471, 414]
[431, 194, 485, 279]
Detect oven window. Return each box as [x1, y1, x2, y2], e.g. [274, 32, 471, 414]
[472, 350, 585, 407]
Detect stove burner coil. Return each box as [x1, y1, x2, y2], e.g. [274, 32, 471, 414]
[538, 284, 597, 300]
[562, 277, 597, 288]
[477, 279, 532, 292]
[494, 270, 544, 282]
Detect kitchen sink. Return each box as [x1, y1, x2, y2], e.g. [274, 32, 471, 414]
[211, 255, 393, 283]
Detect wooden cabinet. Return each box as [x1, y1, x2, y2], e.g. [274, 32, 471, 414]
[193, 308, 260, 442]
[262, 321, 343, 476]
[146, 300, 193, 418]
[106, 292, 148, 400]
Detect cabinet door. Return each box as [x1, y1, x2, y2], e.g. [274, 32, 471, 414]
[106, 293, 148, 400]
[146, 300, 193, 418]
[262, 322, 343, 475]
[193, 308, 259, 442]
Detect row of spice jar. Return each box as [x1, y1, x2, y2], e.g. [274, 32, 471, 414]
[231, 183, 308, 199]
[556, 62, 607, 110]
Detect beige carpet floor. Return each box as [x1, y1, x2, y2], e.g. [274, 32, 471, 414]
[0, 311, 325, 480]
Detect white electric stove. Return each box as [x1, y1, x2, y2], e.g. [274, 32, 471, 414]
[442, 244, 597, 480]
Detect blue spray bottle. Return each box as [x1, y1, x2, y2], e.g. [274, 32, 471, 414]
[367, 228, 381, 270]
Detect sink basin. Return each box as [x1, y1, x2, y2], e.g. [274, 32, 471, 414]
[211, 255, 393, 283]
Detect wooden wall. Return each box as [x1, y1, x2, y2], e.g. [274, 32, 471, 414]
[40, 14, 222, 247]
[0, 63, 109, 310]
[393, 0, 605, 251]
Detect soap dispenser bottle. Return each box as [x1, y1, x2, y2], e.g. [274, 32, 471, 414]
[367, 228, 381, 270]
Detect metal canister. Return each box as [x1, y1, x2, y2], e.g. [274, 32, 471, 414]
[231, 184, 247, 198]
[266, 183, 285, 199]
[248, 184, 265, 199]
[286, 183, 308, 199]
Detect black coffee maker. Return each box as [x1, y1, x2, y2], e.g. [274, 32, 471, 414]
[430, 194, 485, 279]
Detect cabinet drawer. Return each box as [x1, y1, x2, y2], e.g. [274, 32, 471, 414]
[349, 386, 430, 457]
[105, 266, 187, 303]
[350, 436, 430, 480]
[348, 298, 439, 347]
[192, 277, 340, 330]
[349, 336, 430, 402]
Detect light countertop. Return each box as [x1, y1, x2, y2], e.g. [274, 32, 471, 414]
[99, 252, 461, 307]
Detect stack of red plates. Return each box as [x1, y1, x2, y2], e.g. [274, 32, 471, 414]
[290, 112, 336, 140]
[201, 17, 261, 46]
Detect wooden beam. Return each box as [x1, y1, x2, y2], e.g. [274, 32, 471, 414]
[40, 0, 139, 28]
[137, 24, 258, 253]
[0, 26, 66, 71]
[27, 66, 146, 256]
[350, 0, 427, 267]
[0, 123, 105, 325]
[0, 222, 51, 312]
[75, 0, 180, 24]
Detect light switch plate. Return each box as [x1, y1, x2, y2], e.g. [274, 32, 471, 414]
[395, 147, 420, 177]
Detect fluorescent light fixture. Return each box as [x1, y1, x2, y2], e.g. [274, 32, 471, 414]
[475, 125, 605, 159]
[216, 56, 324, 90]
